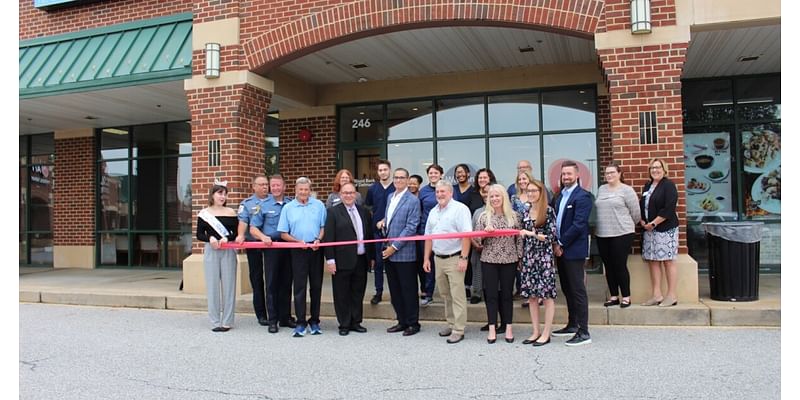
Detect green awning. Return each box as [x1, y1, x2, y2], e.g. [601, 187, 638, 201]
[20, 13, 192, 99]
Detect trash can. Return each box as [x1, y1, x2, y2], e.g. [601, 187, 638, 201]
[702, 222, 764, 301]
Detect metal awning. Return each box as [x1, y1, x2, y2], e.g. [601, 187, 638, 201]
[20, 13, 192, 99]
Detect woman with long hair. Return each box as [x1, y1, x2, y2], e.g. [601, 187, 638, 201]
[519, 179, 558, 346]
[326, 168, 363, 208]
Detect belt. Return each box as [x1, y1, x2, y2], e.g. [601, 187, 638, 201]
[434, 251, 461, 259]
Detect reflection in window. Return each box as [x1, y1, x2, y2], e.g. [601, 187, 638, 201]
[437, 138, 485, 184]
[21, 133, 55, 266]
[132, 158, 162, 230]
[387, 141, 434, 181]
[29, 164, 54, 231]
[489, 93, 539, 134]
[737, 76, 781, 121]
[682, 80, 734, 123]
[388, 101, 433, 140]
[167, 122, 191, 155]
[542, 132, 598, 194]
[489, 136, 542, 188]
[30, 233, 53, 266]
[100, 161, 128, 230]
[436, 97, 484, 137]
[542, 89, 596, 131]
[101, 128, 129, 160]
[339, 105, 384, 142]
[133, 124, 163, 157]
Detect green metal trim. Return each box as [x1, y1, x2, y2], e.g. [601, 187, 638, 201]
[19, 13, 193, 47]
[20, 67, 191, 99]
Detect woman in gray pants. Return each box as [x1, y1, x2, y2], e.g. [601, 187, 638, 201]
[196, 182, 244, 332]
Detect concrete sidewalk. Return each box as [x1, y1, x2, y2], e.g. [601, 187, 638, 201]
[19, 267, 780, 327]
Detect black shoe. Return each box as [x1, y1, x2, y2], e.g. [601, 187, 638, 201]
[339, 328, 350, 336]
[465, 288, 472, 299]
[480, 323, 491, 332]
[522, 336, 540, 345]
[446, 334, 464, 344]
[521, 300, 530, 308]
[350, 324, 368, 333]
[487, 337, 496, 344]
[604, 298, 620, 307]
[371, 292, 383, 305]
[532, 337, 551, 347]
[387, 324, 406, 333]
[496, 324, 507, 334]
[551, 326, 578, 337]
[211, 326, 230, 332]
[257, 317, 269, 326]
[279, 319, 297, 328]
[402, 326, 420, 336]
[268, 323, 278, 334]
[505, 337, 515, 343]
[470, 296, 482, 304]
[565, 332, 592, 347]
[620, 299, 632, 308]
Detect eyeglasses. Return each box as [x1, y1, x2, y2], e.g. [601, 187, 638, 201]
[528, 188, 540, 192]
[341, 191, 357, 195]
[393, 176, 408, 180]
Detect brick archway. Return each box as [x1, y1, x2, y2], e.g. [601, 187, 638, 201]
[244, 0, 605, 71]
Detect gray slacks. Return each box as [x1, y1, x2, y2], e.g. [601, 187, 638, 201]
[204, 243, 237, 327]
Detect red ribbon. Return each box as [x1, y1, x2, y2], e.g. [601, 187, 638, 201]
[220, 229, 521, 249]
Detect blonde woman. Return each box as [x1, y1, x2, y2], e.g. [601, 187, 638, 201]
[519, 179, 558, 346]
[475, 184, 522, 344]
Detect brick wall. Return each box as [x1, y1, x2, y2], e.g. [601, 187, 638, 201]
[53, 137, 95, 246]
[598, 0, 677, 33]
[278, 116, 337, 199]
[596, 95, 613, 169]
[19, 0, 192, 40]
[598, 42, 688, 252]
[187, 83, 271, 252]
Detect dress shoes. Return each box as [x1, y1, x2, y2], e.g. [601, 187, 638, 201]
[402, 326, 420, 336]
[487, 337, 496, 344]
[386, 324, 407, 333]
[268, 323, 279, 334]
[480, 324, 491, 332]
[496, 324, 507, 334]
[532, 337, 551, 347]
[350, 324, 368, 333]
[505, 337, 515, 343]
[279, 319, 297, 328]
[603, 298, 620, 307]
[211, 326, 230, 332]
[522, 336, 541, 345]
[551, 326, 578, 337]
[659, 297, 678, 307]
[257, 317, 269, 326]
[370, 292, 383, 305]
[620, 298, 632, 308]
[438, 327, 453, 337]
[446, 333, 464, 344]
[339, 328, 350, 336]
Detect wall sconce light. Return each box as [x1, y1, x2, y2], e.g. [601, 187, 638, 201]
[630, 0, 652, 34]
[298, 128, 313, 142]
[205, 43, 220, 78]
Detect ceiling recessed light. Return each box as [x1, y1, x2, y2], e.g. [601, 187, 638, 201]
[737, 56, 759, 62]
[351, 63, 369, 69]
[579, 90, 586, 94]
[84, 116, 98, 120]
[359, 112, 365, 115]
[518, 46, 535, 53]
[411, 107, 419, 111]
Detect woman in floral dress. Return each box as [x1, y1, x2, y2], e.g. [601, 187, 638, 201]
[519, 178, 558, 347]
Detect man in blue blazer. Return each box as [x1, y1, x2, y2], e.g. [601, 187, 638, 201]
[376, 167, 422, 336]
[550, 160, 593, 346]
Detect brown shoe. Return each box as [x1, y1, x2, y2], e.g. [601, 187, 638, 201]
[659, 297, 678, 307]
[446, 333, 464, 344]
[438, 327, 453, 337]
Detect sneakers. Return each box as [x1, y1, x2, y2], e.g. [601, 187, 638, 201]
[565, 332, 592, 347]
[309, 323, 322, 335]
[551, 326, 579, 337]
[292, 324, 307, 337]
[420, 297, 433, 307]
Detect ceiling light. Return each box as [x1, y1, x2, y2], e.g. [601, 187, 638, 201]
[579, 90, 586, 94]
[411, 107, 419, 111]
[738, 97, 773, 104]
[702, 100, 733, 107]
[84, 116, 98, 120]
[103, 128, 128, 135]
[357, 77, 368, 83]
[351, 63, 369, 69]
[518, 46, 535, 53]
[737, 56, 760, 62]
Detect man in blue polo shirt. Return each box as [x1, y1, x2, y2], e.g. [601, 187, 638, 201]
[364, 159, 394, 304]
[278, 177, 327, 337]
[249, 174, 295, 333]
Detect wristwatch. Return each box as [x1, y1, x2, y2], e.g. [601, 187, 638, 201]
[459, 255, 469, 260]
[649, 222, 657, 228]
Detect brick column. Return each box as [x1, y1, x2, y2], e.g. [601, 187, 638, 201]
[53, 130, 96, 268]
[279, 116, 337, 199]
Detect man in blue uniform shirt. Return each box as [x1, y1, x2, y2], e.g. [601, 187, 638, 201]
[237, 175, 272, 327]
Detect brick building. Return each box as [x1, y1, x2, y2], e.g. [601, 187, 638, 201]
[20, 0, 780, 295]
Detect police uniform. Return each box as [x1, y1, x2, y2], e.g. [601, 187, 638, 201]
[238, 194, 270, 323]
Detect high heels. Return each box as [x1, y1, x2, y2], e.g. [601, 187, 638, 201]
[505, 337, 515, 343]
[487, 336, 496, 344]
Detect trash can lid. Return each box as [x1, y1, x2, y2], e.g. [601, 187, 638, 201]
[702, 222, 764, 243]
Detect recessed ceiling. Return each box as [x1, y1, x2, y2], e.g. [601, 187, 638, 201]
[683, 24, 780, 78]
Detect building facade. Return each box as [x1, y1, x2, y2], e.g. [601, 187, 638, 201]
[20, 1, 780, 281]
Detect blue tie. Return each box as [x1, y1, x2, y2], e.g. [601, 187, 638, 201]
[556, 188, 571, 239]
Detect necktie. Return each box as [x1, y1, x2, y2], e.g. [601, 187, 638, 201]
[556, 188, 570, 240]
[348, 207, 365, 255]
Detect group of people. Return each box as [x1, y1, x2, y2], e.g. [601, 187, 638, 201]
[196, 156, 680, 347]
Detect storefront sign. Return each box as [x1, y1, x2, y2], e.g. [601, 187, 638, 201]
[742, 129, 781, 218]
[684, 132, 734, 218]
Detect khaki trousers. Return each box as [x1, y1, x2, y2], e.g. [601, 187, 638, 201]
[435, 255, 467, 335]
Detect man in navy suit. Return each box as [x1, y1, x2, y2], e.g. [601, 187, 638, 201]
[323, 183, 375, 336]
[377, 167, 422, 336]
[550, 160, 593, 346]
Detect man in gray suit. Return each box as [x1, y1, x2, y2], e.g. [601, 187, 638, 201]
[376, 167, 422, 336]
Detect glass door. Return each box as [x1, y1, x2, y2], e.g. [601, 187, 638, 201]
[341, 147, 385, 199]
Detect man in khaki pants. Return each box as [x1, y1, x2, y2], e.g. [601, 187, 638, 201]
[423, 181, 473, 344]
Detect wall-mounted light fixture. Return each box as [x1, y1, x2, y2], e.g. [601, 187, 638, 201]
[630, 0, 652, 34]
[205, 43, 220, 78]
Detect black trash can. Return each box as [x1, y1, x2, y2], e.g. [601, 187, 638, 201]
[703, 222, 764, 302]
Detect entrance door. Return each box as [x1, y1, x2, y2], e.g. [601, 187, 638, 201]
[341, 146, 384, 199]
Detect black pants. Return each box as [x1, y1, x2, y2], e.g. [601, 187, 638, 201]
[264, 247, 293, 323]
[245, 248, 267, 320]
[597, 234, 634, 298]
[386, 260, 420, 329]
[331, 254, 368, 329]
[557, 257, 589, 335]
[482, 262, 516, 326]
[290, 248, 323, 326]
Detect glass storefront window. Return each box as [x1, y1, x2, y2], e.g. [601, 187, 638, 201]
[542, 132, 598, 194]
[387, 141, 434, 181]
[388, 100, 433, 140]
[437, 138, 485, 184]
[683, 80, 734, 123]
[99, 233, 129, 266]
[737, 76, 780, 121]
[133, 233, 162, 267]
[489, 136, 542, 188]
[133, 124, 164, 157]
[101, 128, 130, 160]
[20, 133, 55, 266]
[166, 156, 193, 231]
[167, 122, 191, 156]
[132, 158, 162, 230]
[100, 160, 128, 230]
[339, 105, 384, 142]
[30, 233, 53, 266]
[436, 97, 484, 137]
[542, 89, 596, 131]
[488, 93, 539, 134]
[29, 164, 54, 231]
[741, 123, 780, 220]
